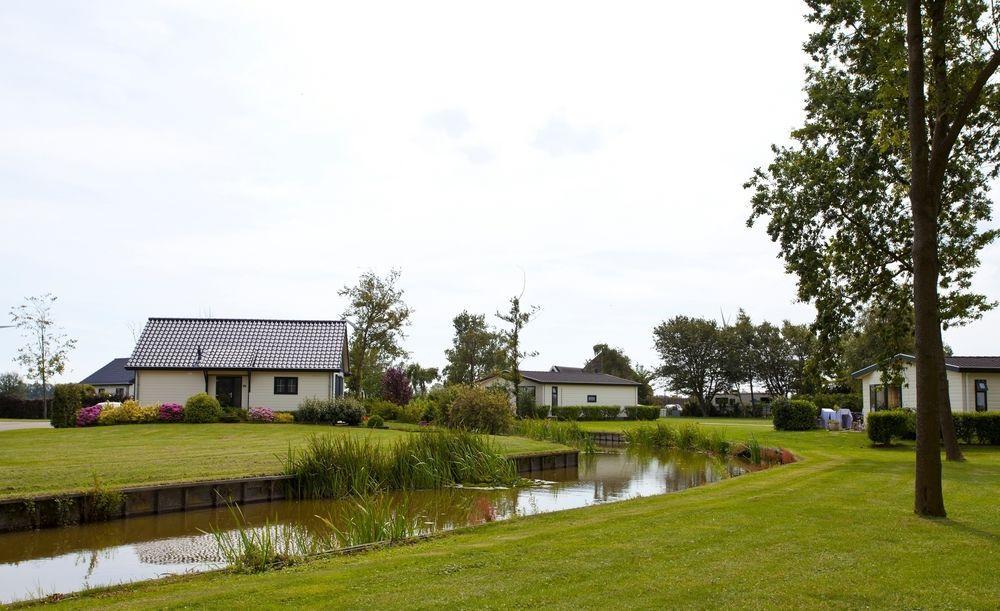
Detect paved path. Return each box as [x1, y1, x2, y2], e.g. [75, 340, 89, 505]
[0, 420, 50, 432]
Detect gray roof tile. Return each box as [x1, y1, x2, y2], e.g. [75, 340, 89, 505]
[81, 358, 135, 385]
[127, 318, 348, 371]
[520, 370, 640, 385]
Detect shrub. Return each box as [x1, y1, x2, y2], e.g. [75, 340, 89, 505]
[867, 410, 910, 445]
[76, 404, 102, 427]
[551, 406, 581, 421]
[51, 383, 83, 428]
[249, 407, 275, 423]
[446, 386, 513, 434]
[295, 398, 323, 423]
[426, 384, 461, 424]
[516, 388, 540, 419]
[972, 412, 1000, 445]
[366, 399, 400, 421]
[184, 393, 223, 423]
[625, 406, 659, 421]
[221, 406, 247, 423]
[97, 400, 158, 425]
[0, 397, 46, 419]
[367, 414, 385, 429]
[336, 398, 367, 426]
[159, 403, 184, 422]
[772, 399, 818, 431]
[397, 400, 426, 424]
[274, 412, 295, 423]
[380, 367, 413, 405]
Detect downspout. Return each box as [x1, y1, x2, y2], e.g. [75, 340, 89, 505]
[247, 369, 252, 406]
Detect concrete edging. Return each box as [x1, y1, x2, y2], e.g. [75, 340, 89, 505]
[0, 449, 579, 533]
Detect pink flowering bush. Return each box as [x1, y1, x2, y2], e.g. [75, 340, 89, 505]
[159, 403, 184, 422]
[248, 407, 275, 423]
[77, 404, 102, 427]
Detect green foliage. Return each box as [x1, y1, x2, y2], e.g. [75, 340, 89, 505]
[404, 363, 439, 396]
[220, 406, 247, 423]
[867, 410, 911, 446]
[211, 504, 315, 573]
[446, 385, 513, 434]
[295, 398, 366, 426]
[515, 387, 542, 419]
[184, 393, 223, 423]
[294, 399, 322, 423]
[551, 406, 622, 421]
[511, 419, 593, 451]
[10, 294, 77, 412]
[397, 399, 428, 424]
[969, 413, 1000, 445]
[442, 311, 507, 385]
[82, 473, 123, 521]
[625, 406, 659, 421]
[98, 400, 159, 425]
[584, 343, 657, 404]
[50, 383, 82, 428]
[952, 413, 977, 444]
[653, 316, 729, 416]
[284, 430, 516, 499]
[340, 269, 413, 397]
[366, 414, 385, 429]
[794, 392, 859, 412]
[771, 399, 818, 431]
[495, 296, 540, 388]
[0, 371, 28, 399]
[319, 495, 419, 548]
[365, 398, 399, 421]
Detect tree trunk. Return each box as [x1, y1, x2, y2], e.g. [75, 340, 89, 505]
[938, 367, 965, 461]
[905, 0, 946, 517]
[41, 371, 47, 420]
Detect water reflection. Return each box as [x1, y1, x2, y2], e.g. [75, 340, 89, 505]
[0, 447, 749, 604]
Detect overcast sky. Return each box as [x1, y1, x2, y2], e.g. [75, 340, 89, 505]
[1, 1, 998, 385]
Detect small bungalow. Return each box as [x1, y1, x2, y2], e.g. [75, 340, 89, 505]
[126, 318, 350, 409]
[851, 353, 1000, 415]
[80, 358, 135, 398]
[477, 365, 640, 410]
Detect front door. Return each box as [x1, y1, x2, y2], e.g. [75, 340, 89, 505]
[216, 376, 242, 408]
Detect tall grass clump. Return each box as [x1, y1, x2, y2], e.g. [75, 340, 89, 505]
[512, 419, 596, 453]
[624, 422, 781, 466]
[209, 504, 316, 573]
[318, 495, 420, 548]
[285, 430, 517, 500]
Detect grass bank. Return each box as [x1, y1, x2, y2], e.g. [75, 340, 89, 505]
[0, 424, 565, 500]
[42, 419, 1000, 609]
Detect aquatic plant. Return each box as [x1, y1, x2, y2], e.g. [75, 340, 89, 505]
[623, 422, 782, 467]
[209, 504, 316, 573]
[511, 419, 595, 453]
[83, 473, 123, 521]
[284, 430, 517, 500]
[318, 495, 420, 548]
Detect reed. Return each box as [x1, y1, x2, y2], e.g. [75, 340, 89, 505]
[318, 495, 420, 548]
[623, 422, 778, 466]
[208, 504, 316, 573]
[285, 430, 518, 500]
[511, 419, 596, 453]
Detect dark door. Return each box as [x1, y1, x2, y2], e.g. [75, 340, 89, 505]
[551, 385, 558, 407]
[216, 376, 242, 408]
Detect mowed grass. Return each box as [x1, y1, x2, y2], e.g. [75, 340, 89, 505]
[0, 424, 566, 499]
[42, 419, 1000, 609]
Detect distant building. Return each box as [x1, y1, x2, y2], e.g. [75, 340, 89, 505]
[80, 358, 135, 398]
[477, 365, 640, 411]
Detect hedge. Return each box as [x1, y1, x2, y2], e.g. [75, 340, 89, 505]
[953, 412, 1000, 445]
[51, 384, 83, 428]
[294, 398, 366, 426]
[867, 410, 910, 445]
[0, 397, 46, 419]
[551, 406, 623, 421]
[771, 399, 818, 431]
[625, 406, 659, 420]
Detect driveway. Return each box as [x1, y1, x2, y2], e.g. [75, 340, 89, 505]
[0, 420, 51, 432]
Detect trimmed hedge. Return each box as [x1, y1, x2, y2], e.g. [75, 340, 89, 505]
[771, 399, 818, 431]
[295, 398, 366, 426]
[51, 384, 83, 428]
[953, 412, 1000, 445]
[551, 406, 623, 421]
[183, 393, 223, 423]
[625, 406, 660, 421]
[0, 397, 46, 419]
[867, 410, 910, 445]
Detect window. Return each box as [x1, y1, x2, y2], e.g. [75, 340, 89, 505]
[975, 379, 988, 412]
[587, 394, 597, 403]
[869, 384, 902, 411]
[335, 375, 344, 398]
[274, 376, 298, 395]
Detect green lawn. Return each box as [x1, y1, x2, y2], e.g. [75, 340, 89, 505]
[0, 424, 565, 499]
[46, 418, 1000, 609]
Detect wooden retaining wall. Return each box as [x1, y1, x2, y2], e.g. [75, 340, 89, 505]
[0, 449, 579, 533]
[588, 431, 626, 445]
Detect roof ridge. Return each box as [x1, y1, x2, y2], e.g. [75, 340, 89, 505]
[147, 317, 347, 323]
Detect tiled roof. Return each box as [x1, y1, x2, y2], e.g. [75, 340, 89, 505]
[127, 318, 348, 371]
[519, 370, 640, 386]
[550, 365, 584, 373]
[80, 358, 135, 385]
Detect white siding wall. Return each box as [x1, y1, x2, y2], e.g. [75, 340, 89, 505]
[92, 384, 134, 397]
[859, 363, 998, 414]
[557, 384, 638, 407]
[135, 370, 205, 405]
[248, 371, 331, 410]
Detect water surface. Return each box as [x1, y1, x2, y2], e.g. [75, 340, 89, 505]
[0, 448, 748, 604]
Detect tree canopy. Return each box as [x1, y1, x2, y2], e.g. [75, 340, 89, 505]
[442, 311, 506, 385]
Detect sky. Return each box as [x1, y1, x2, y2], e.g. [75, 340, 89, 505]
[1, 1, 998, 386]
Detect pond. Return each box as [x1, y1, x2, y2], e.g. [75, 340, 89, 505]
[0, 447, 751, 604]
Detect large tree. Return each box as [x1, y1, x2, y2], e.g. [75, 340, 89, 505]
[584, 343, 656, 404]
[442, 311, 506, 385]
[404, 362, 439, 396]
[0, 371, 28, 399]
[748, 1, 999, 514]
[9, 294, 76, 417]
[339, 270, 413, 397]
[653, 316, 728, 416]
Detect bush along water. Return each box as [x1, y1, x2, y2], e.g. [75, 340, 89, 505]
[284, 430, 517, 500]
[622, 422, 788, 466]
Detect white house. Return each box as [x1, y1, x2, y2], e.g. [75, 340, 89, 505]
[477, 365, 640, 410]
[851, 353, 1000, 415]
[126, 318, 350, 409]
[80, 358, 135, 398]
